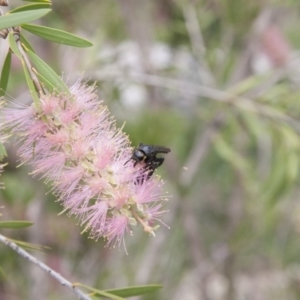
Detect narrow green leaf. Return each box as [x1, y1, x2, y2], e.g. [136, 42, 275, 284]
[10, 3, 51, 14]
[9, 238, 50, 252]
[227, 73, 270, 96]
[36, 71, 56, 91]
[22, 24, 93, 47]
[26, 49, 69, 94]
[0, 221, 33, 229]
[0, 9, 51, 31]
[105, 285, 163, 298]
[8, 31, 22, 59]
[20, 33, 35, 53]
[75, 284, 125, 300]
[0, 51, 11, 97]
[214, 136, 250, 175]
[8, 33, 40, 103]
[0, 235, 49, 254]
[22, 60, 40, 104]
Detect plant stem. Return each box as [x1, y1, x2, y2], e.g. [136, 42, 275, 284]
[13, 31, 45, 97]
[0, 234, 92, 300]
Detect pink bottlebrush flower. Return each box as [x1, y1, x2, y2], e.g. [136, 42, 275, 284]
[79, 200, 109, 235]
[102, 215, 130, 250]
[0, 81, 169, 251]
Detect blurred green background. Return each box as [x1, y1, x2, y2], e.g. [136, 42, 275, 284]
[2, 0, 300, 299]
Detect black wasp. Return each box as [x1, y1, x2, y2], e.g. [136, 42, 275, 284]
[129, 143, 171, 182]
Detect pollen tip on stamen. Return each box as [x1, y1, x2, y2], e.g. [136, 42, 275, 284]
[119, 121, 126, 131]
[80, 227, 89, 234]
[149, 230, 156, 237]
[16, 161, 26, 168]
[58, 207, 69, 216]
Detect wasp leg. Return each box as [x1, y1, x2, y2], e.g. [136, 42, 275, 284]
[142, 158, 165, 180]
[152, 157, 164, 168]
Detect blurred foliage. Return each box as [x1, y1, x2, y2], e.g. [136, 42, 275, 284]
[2, 0, 300, 299]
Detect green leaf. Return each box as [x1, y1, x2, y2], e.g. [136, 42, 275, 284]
[8, 33, 40, 103]
[0, 51, 11, 97]
[104, 285, 163, 298]
[22, 59, 40, 105]
[78, 284, 163, 299]
[21, 24, 93, 47]
[0, 221, 34, 229]
[36, 71, 56, 91]
[9, 238, 50, 252]
[26, 49, 69, 94]
[75, 283, 125, 300]
[8, 31, 22, 59]
[214, 136, 250, 175]
[227, 73, 270, 96]
[0, 9, 51, 31]
[20, 33, 35, 53]
[10, 3, 51, 14]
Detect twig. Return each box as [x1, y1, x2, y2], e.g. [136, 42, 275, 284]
[13, 31, 45, 96]
[0, 234, 92, 300]
[1, 0, 44, 96]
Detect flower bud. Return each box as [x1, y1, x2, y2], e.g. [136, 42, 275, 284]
[0, 0, 8, 6]
[0, 28, 8, 39]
